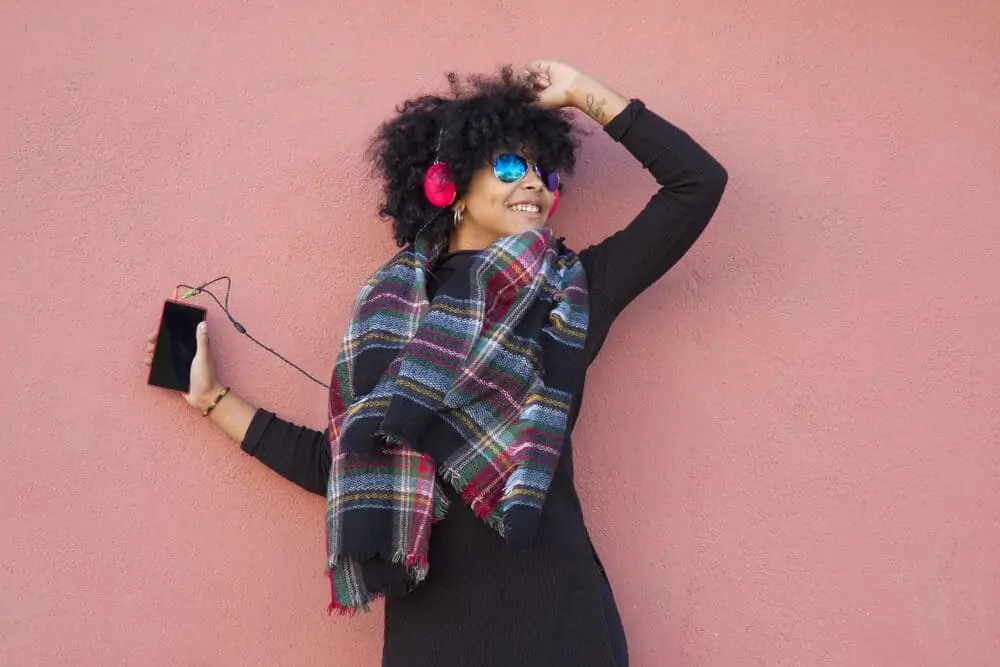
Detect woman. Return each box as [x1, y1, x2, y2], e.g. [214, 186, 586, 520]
[144, 60, 727, 667]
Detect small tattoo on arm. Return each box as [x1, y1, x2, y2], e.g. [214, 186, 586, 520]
[585, 93, 608, 124]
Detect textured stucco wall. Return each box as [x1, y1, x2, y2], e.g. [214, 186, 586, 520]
[2, 1, 998, 665]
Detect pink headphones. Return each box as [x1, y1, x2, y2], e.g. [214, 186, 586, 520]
[424, 161, 456, 208]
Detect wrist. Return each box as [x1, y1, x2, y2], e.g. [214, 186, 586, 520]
[567, 74, 628, 126]
[566, 72, 595, 111]
[194, 384, 227, 412]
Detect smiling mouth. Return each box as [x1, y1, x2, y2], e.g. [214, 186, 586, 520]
[509, 203, 541, 214]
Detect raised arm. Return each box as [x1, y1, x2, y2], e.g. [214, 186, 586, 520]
[578, 99, 728, 334]
[580, 100, 728, 355]
[524, 62, 728, 361]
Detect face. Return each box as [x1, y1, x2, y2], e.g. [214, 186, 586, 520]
[456, 152, 559, 246]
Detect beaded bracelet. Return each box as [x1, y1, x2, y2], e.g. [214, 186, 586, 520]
[203, 386, 231, 417]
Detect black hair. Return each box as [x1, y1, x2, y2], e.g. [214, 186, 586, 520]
[367, 66, 579, 247]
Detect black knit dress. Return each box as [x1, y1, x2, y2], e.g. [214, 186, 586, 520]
[240, 100, 728, 667]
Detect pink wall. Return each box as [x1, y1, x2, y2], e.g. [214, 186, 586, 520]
[3, 1, 998, 665]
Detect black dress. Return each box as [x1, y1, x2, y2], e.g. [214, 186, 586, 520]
[240, 99, 728, 667]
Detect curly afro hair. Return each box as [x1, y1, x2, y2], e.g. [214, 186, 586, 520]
[367, 66, 580, 247]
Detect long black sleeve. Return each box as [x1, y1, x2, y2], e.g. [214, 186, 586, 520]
[241, 410, 330, 496]
[579, 99, 728, 363]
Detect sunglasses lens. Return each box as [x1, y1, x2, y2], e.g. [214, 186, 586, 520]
[541, 168, 560, 192]
[494, 153, 528, 183]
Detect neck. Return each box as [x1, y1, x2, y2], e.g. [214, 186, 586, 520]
[447, 225, 501, 253]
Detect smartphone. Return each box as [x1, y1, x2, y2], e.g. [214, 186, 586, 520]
[148, 300, 207, 392]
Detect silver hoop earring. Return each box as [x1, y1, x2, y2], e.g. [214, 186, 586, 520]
[453, 208, 464, 228]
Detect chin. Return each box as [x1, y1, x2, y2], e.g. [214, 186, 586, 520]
[508, 216, 547, 232]
[508, 223, 544, 237]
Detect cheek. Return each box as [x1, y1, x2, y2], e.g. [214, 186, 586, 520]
[466, 178, 511, 218]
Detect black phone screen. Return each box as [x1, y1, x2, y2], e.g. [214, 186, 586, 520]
[148, 300, 207, 392]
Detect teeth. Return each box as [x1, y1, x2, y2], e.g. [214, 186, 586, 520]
[510, 204, 540, 213]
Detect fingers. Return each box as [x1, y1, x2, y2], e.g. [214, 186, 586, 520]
[522, 62, 550, 88]
[526, 60, 549, 74]
[525, 72, 549, 87]
[143, 331, 156, 366]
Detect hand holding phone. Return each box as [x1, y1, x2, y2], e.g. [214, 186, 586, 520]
[145, 301, 221, 407]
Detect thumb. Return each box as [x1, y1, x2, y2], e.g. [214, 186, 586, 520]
[184, 320, 215, 406]
[196, 320, 209, 351]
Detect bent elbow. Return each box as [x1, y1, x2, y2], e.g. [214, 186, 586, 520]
[704, 160, 729, 203]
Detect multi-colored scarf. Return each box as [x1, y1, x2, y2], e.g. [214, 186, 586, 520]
[324, 227, 589, 613]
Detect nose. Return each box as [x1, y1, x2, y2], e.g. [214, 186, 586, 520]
[520, 164, 544, 190]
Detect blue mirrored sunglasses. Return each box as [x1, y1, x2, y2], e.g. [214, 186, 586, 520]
[492, 153, 560, 192]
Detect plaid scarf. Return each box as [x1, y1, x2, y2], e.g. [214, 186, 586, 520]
[325, 227, 589, 613]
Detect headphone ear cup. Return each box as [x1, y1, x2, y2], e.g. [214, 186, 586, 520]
[424, 162, 456, 207]
[548, 188, 560, 219]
